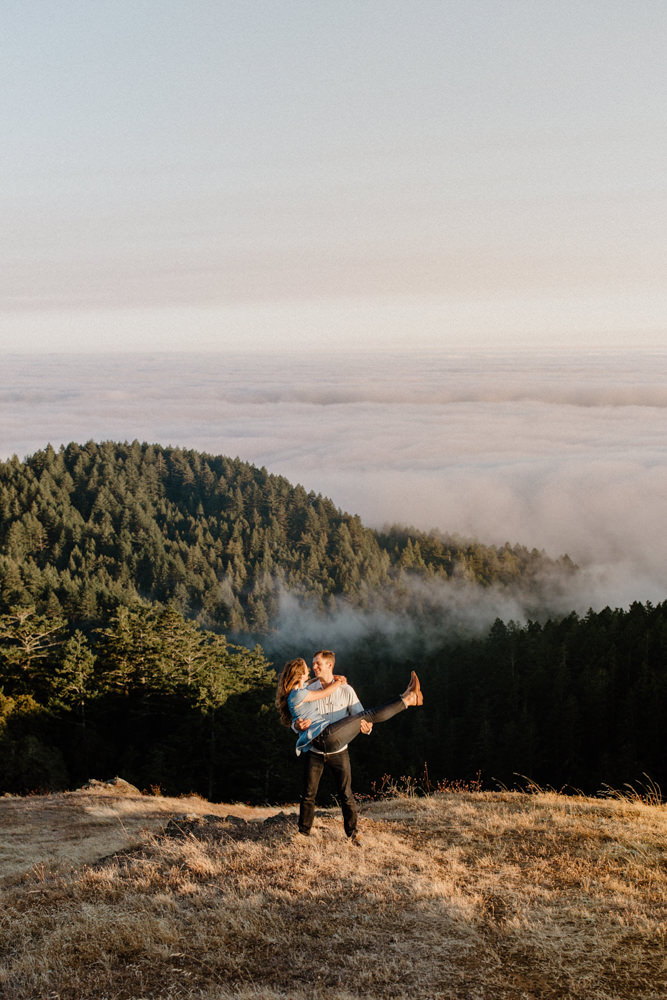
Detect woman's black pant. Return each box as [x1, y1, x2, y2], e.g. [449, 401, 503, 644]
[310, 698, 406, 755]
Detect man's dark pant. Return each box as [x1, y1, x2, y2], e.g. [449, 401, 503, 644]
[298, 748, 358, 838]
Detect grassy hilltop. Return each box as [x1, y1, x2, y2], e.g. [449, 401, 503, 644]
[1, 786, 666, 1000]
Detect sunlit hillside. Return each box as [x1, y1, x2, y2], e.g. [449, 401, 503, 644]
[0, 440, 573, 635]
[1, 784, 665, 999]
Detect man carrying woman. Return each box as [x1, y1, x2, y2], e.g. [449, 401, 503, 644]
[276, 649, 423, 843]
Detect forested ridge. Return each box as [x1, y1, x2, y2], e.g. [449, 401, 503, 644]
[0, 440, 572, 632]
[0, 441, 664, 800]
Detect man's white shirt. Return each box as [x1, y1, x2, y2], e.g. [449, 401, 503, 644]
[306, 679, 364, 723]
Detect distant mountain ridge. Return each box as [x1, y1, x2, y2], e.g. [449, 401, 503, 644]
[0, 440, 575, 631]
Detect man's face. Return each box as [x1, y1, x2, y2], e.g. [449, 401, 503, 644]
[312, 655, 334, 685]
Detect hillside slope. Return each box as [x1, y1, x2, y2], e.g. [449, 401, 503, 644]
[1, 788, 665, 999]
[0, 440, 574, 632]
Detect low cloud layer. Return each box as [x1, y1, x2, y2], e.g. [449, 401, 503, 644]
[265, 567, 587, 662]
[3, 349, 667, 614]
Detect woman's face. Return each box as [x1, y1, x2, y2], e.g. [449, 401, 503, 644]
[298, 665, 309, 687]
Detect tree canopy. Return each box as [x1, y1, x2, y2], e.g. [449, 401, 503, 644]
[0, 441, 574, 633]
[1, 441, 664, 801]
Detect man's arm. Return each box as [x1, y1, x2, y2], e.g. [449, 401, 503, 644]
[346, 683, 372, 734]
[293, 714, 370, 734]
[294, 704, 370, 734]
[292, 682, 373, 735]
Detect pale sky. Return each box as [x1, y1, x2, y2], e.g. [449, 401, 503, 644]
[2, 1, 667, 353]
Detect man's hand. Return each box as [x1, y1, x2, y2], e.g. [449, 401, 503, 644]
[295, 717, 312, 731]
[360, 720, 373, 735]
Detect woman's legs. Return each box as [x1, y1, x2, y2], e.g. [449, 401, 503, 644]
[311, 672, 423, 755]
[312, 698, 407, 755]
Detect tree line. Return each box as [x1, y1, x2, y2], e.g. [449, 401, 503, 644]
[342, 601, 667, 796]
[0, 441, 664, 800]
[0, 602, 288, 800]
[0, 441, 574, 633]
[1, 598, 665, 799]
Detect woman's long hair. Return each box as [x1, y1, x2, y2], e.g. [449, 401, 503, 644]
[276, 658, 308, 726]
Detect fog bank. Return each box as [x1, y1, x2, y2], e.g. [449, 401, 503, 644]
[3, 349, 666, 614]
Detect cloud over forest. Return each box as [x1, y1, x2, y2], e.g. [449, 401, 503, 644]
[3, 350, 667, 614]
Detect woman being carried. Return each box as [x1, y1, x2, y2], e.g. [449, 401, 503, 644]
[276, 658, 423, 755]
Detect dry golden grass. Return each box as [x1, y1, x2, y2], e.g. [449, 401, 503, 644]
[1, 788, 665, 1000]
[0, 784, 288, 888]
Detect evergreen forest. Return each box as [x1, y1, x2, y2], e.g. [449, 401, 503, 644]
[0, 441, 664, 800]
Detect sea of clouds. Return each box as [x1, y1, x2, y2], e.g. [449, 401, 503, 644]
[2, 349, 666, 631]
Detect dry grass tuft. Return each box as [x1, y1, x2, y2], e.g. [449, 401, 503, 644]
[1, 788, 666, 999]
